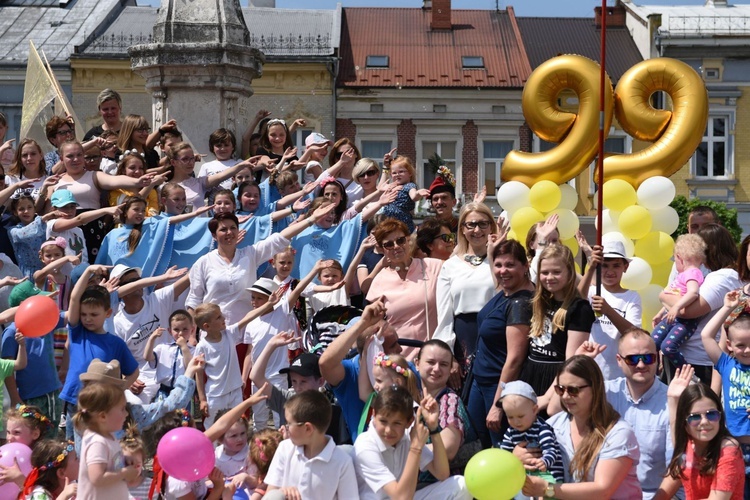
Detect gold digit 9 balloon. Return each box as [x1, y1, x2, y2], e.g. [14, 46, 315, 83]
[501, 55, 614, 186]
[602, 58, 708, 187]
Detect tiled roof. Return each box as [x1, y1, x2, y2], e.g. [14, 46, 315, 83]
[76, 5, 341, 58]
[0, 0, 126, 64]
[516, 17, 642, 82]
[338, 7, 532, 89]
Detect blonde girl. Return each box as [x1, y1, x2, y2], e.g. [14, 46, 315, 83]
[116, 114, 160, 169]
[109, 151, 161, 217]
[249, 429, 283, 500]
[21, 440, 78, 500]
[380, 156, 431, 233]
[520, 244, 595, 413]
[0, 404, 52, 489]
[34, 237, 81, 310]
[159, 182, 187, 216]
[73, 382, 138, 498]
[213, 410, 260, 494]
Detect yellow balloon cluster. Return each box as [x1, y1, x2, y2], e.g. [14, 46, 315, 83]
[502, 56, 707, 188]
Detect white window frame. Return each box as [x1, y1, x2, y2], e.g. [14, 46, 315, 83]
[692, 109, 735, 178]
[359, 139, 394, 167]
[418, 139, 460, 194]
[480, 138, 517, 199]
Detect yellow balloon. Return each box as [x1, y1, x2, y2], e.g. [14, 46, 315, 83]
[563, 236, 579, 257]
[634, 232, 675, 265]
[603, 58, 708, 187]
[651, 260, 674, 288]
[551, 209, 580, 240]
[602, 179, 637, 212]
[502, 55, 614, 186]
[508, 229, 520, 244]
[529, 180, 562, 213]
[511, 207, 544, 236]
[618, 206, 652, 240]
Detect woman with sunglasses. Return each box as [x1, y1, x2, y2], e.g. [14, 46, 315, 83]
[433, 203, 498, 376]
[522, 355, 642, 499]
[469, 237, 533, 448]
[414, 217, 455, 260]
[366, 218, 443, 360]
[654, 381, 744, 499]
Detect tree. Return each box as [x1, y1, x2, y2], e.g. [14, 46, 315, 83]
[670, 195, 742, 244]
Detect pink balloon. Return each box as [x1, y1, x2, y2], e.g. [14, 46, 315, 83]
[0, 443, 32, 498]
[157, 427, 214, 482]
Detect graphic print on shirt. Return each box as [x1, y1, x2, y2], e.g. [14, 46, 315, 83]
[129, 314, 160, 348]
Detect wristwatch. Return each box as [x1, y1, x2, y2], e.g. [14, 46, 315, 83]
[537, 239, 548, 246]
[429, 424, 443, 436]
[544, 482, 556, 498]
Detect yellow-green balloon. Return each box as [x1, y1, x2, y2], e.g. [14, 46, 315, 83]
[563, 236, 579, 257]
[618, 205, 652, 240]
[529, 180, 562, 213]
[651, 260, 674, 288]
[639, 284, 663, 326]
[603, 179, 637, 212]
[511, 207, 544, 237]
[465, 449, 526, 500]
[634, 232, 675, 265]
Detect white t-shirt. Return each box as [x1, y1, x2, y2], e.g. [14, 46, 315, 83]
[302, 283, 350, 317]
[265, 437, 359, 500]
[195, 324, 243, 398]
[198, 159, 239, 190]
[113, 285, 175, 384]
[179, 176, 210, 210]
[587, 286, 642, 381]
[244, 301, 293, 378]
[185, 234, 290, 325]
[165, 476, 207, 500]
[46, 219, 89, 264]
[681, 268, 742, 366]
[153, 342, 195, 387]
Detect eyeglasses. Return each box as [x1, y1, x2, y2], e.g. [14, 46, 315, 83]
[381, 236, 407, 249]
[553, 384, 590, 397]
[620, 353, 657, 366]
[136, 127, 151, 133]
[56, 128, 74, 137]
[434, 233, 456, 244]
[685, 409, 721, 426]
[462, 220, 490, 230]
[176, 156, 196, 164]
[283, 421, 306, 431]
[358, 169, 379, 179]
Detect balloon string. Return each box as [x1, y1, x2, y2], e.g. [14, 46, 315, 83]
[596, 0, 608, 297]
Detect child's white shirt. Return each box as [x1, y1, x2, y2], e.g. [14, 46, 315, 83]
[195, 324, 243, 397]
[243, 300, 294, 377]
[198, 158, 239, 190]
[301, 283, 350, 317]
[152, 342, 195, 387]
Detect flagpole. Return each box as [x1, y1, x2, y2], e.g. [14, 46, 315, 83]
[596, 0, 608, 296]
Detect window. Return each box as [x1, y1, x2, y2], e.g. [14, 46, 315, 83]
[361, 140, 393, 166]
[433, 104, 447, 113]
[483, 140, 514, 197]
[705, 68, 720, 80]
[694, 115, 731, 177]
[294, 128, 314, 154]
[366, 55, 389, 68]
[422, 141, 456, 189]
[462, 56, 484, 69]
[590, 136, 629, 193]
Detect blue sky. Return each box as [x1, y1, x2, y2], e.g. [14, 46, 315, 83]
[141, 0, 749, 18]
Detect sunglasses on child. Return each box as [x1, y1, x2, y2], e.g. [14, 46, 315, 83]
[381, 236, 407, 249]
[433, 233, 456, 244]
[685, 409, 721, 426]
[620, 353, 657, 366]
[553, 384, 589, 397]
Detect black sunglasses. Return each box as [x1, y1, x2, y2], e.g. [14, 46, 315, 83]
[433, 233, 456, 244]
[381, 236, 407, 249]
[553, 384, 589, 397]
[620, 353, 657, 366]
[358, 169, 379, 179]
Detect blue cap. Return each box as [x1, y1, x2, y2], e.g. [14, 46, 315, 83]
[50, 190, 78, 208]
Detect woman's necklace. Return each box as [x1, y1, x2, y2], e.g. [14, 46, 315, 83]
[393, 258, 412, 273]
[464, 254, 486, 266]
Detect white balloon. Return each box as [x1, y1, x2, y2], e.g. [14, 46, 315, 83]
[497, 181, 531, 213]
[550, 208, 579, 240]
[649, 206, 680, 235]
[637, 176, 676, 210]
[621, 257, 652, 291]
[559, 183, 579, 211]
[603, 231, 635, 258]
[595, 209, 621, 235]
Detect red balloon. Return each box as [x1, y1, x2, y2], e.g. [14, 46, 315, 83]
[15, 295, 59, 337]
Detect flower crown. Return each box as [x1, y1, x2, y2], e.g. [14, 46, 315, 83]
[437, 166, 456, 187]
[119, 149, 146, 162]
[374, 353, 408, 378]
[17, 404, 52, 433]
[176, 408, 191, 427]
[40, 441, 74, 472]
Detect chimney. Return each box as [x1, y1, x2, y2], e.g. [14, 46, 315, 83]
[595, 6, 627, 28]
[431, 0, 452, 30]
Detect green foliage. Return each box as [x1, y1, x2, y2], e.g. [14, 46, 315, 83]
[426, 153, 444, 174]
[670, 195, 742, 244]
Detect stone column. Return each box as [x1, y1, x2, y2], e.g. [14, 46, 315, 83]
[129, 0, 264, 154]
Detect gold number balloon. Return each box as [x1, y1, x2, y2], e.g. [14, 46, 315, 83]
[503, 56, 708, 188]
[502, 55, 614, 186]
[602, 58, 708, 186]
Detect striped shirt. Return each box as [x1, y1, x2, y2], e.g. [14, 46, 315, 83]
[501, 417, 565, 482]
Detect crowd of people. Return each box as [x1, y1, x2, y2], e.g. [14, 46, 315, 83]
[0, 88, 748, 499]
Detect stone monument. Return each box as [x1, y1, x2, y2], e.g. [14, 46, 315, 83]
[129, 0, 264, 153]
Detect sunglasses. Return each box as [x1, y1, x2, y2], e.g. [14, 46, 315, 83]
[434, 233, 456, 244]
[136, 127, 152, 133]
[685, 409, 721, 426]
[462, 220, 490, 230]
[553, 384, 589, 397]
[358, 169, 379, 179]
[381, 236, 407, 249]
[620, 353, 657, 366]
